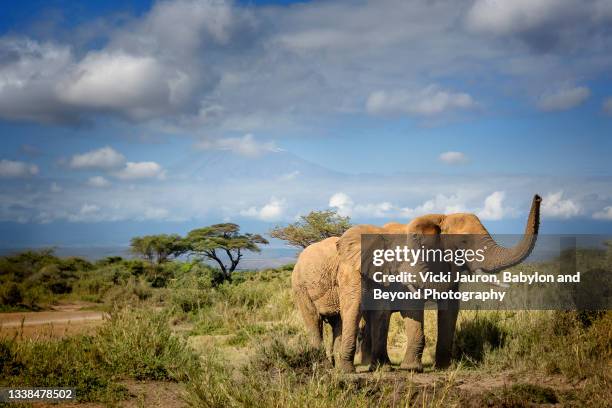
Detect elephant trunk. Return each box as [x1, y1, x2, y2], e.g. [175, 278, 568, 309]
[479, 194, 541, 273]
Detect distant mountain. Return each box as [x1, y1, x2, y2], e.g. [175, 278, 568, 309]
[170, 150, 346, 182]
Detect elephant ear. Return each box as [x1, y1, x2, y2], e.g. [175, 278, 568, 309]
[407, 215, 443, 235]
[336, 225, 381, 272]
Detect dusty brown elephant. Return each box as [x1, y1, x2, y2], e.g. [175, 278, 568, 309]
[292, 237, 345, 365]
[293, 195, 541, 373]
[344, 195, 541, 372]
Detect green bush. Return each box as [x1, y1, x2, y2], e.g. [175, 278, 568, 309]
[0, 307, 201, 402]
[94, 308, 198, 381]
[0, 283, 23, 306]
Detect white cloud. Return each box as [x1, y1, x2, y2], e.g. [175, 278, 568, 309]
[58, 51, 192, 120]
[477, 191, 513, 220]
[366, 85, 476, 116]
[0, 159, 39, 178]
[593, 206, 612, 220]
[1, 0, 611, 126]
[466, 0, 575, 35]
[439, 151, 468, 165]
[542, 191, 581, 218]
[240, 197, 285, 221]
[114, 161, 166, 180]
[537, 86, 590, 111]
[69, 146, 126, 170]
[329, 192, 354, 217]
[87, 176, 111, 188]
[80, 203, 100, 215]
[195, 134, 281, 157]
[330, 191, 517, 221]
[400, 194, 468, 218]
[329, 192, 397, 218]
[603, 97, 612, 115]
[50, 182, 62, 193]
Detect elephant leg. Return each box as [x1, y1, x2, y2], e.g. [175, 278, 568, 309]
[337, 287, 360, 372]
[436, 299, 459, 369]
[330, 315, 342, 367]
[366, 309, 392, 370]
[293, 286, 323, 348]
[400, 308, 424, 372]
[356, 317, 371, 366]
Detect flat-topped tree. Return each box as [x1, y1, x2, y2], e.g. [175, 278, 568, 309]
[130, 234, 188, 265]
[270, 210, 352, 248]
[186, 223, 269, 282]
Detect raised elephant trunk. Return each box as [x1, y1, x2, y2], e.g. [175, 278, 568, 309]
[479, 194, 541, 273]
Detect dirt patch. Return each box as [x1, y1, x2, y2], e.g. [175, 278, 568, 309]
[0, 306, 107, 339]
[31, 381, 187, 408]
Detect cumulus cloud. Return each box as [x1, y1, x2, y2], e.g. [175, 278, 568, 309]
[0, 159, 39, 178]
[0, 0, 242, 123]
[69, 147, 126, 170]
[466, 0, 574, 35]
[400, 194, 468, 218]
[466, 0, 612, 52]
[114, 161, 166, 180]
[593, 206, 612, 220]
[541, 191, 581, 218]
[195, 134, 281, 157]
[329, 192, 399, 219]
[603, 97, 612, 115]
[58, 52, 186, 120]
[537, 86, 590, 111]
[0, 0, 611, 126]
[87, 176, 111, 188]
[329, 191, 518, 221]
[439, 151, 468, 165]
[477, 191, 514, 220]
[366, 85, 476, 117]
[240, 197, 286, 221]
[329, 192, 354, 217]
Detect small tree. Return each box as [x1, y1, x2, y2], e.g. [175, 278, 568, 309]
[185, 223, 268, 283]
[269, 210, 352, 248]
[130, 234, 188, 265]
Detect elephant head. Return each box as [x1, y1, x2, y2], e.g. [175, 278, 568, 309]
[405, 194, 541, 275]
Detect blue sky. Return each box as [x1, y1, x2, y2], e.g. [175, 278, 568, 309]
[1, 0, 612, 246]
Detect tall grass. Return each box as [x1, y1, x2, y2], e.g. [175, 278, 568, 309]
[0, 308, 200, 402]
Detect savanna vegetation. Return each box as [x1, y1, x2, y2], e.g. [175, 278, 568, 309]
[0, 222, 610, 407]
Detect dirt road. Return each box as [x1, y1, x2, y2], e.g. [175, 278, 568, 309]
[0, 304, 106, 338]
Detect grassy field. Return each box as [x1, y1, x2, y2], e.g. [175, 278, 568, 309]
[0, 250, 610, 407]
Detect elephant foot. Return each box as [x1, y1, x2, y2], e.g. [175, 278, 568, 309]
[336, 359, 356, 373]
[400, 361, 423, 373]
[434, 358, 452, 370]
[356, 350, 372, 366]
[367, 362, 393, 372]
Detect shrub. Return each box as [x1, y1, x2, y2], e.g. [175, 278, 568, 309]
[94, 308, 199, 381]
[453, 312, 506, 365]
[0, 283, 23, 306]
[0, 336, 126, 402]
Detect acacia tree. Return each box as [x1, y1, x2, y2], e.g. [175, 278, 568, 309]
[269, 210, 352, 248]
[185, 223, 268, 282]
[129, 234, 188, 265]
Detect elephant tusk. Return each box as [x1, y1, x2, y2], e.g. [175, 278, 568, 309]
[474, 268, 509, 288]
[406, 284, 418, 294]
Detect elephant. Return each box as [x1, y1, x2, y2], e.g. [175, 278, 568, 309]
[292, 194, 541, 373]
[292, 237, 344, 365]
[340, 194, 542, 372]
